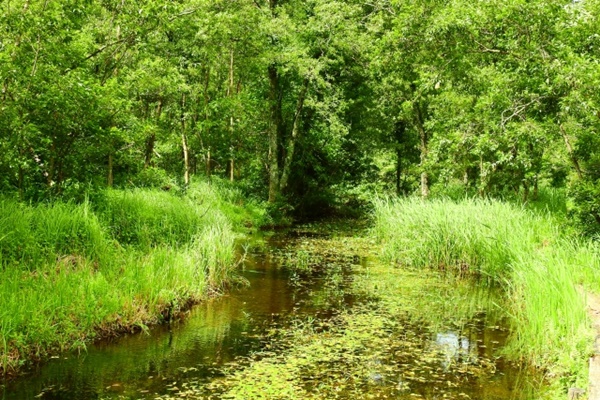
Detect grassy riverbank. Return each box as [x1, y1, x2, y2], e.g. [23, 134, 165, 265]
[0, 180, 267, 375]
[373, 196, 600, 395]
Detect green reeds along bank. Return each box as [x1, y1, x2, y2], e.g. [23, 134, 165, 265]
[0, 180, 262, 375]
[373, 197, 600, 395]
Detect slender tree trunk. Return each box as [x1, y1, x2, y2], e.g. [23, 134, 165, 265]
[145, 99, 162, 168]
[414, 103, 429, 198]
[107, 153, 113, 187]
[31, 35, 41, 77]
[18, 165, 24, 200]
[280, 78, 309, 193]
[396, 150, 402, 196]
[181, 93, 190, 186]
[267, 0, 283, 202]
[267, 64, 282, 203]
[420, 172, 429, 198]
[479, 156, 484, 196]
[394, 121, 406, 196]
[2, 79, 8, 103]
[228, 48, 235, 182]
[182, 135, 190, 186]
[47, 143, 55, 188]
[229, 147, 234, 182]
[201, 68, 211, 180]
[206, 148, 211, 181]
[561, 124, 583, 180]
[144, 134, 156, 169]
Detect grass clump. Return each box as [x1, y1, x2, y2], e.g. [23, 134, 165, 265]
[373, 197, 554, 280]
[0, 180, 260, 375]
[96, 188, 216, 248]
[186, 179, 270, 231]
[373, 196, 599, 393]
[0, 199, 108, 269]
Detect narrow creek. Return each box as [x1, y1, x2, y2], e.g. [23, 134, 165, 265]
[1, 223, 545, 399]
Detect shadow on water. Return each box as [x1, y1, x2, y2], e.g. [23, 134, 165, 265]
[1, 227, 544, 399]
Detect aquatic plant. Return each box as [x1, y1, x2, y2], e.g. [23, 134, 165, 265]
[373, 196, 599, 393]
[156, 247, 540, 400]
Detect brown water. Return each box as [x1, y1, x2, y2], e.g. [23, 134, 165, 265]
[0, 227, 544, 399]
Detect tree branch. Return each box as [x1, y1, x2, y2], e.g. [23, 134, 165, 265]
[168, 8, 200, 21]
[63, 38, 131, 75]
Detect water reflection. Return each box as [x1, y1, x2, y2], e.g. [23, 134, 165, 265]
[1, 230, 543, 400]
[435, 331, 472, 368]
[1, 233, 350, 399]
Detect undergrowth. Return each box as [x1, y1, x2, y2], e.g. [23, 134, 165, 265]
[373, 196, 599, 395]
[0, 178, 265, 374]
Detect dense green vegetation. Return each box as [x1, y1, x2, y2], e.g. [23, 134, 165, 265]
[373, 196, 600, 393]
[0, 0, 599, 228]
[0, 180, 266, 374]
[3, 0, 600, 396]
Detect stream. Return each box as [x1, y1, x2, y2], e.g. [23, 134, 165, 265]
[1, 224, 545, 399]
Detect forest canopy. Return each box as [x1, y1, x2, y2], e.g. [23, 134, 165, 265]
[1, 0, 599, 231]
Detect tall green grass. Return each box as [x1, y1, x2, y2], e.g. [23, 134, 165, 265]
[185, 179, 270, 231]
[96, 189, 221, 247]
[0, 179, 260, 374]
[0, 200, 108, 269]
[373, 198, 556, 280]
[373, 197, 599, 392]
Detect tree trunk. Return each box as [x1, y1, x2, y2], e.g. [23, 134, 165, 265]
[479, 155, 486, 196]
[394, 121, 406, 196]
[229, 147, 234, 182]
[200, 67, 211, 180]
[107, 153, 113, 187]
[414, 103, 429, 198]
[18, 165, 24, 200]
[206, 148, 211, 181]
[144, 133, 156, 169]
[181, 93, 190, 186]
[267, 64, 282, 203]
[228, 48, 235, 182]
[280, 78, 309, 193]
[561, 124, 583, 180]
[420, 172, 429, 198]
[396, 149, 402, 196]
[47, 143, 55, 188]
[145, 99, 162, 169]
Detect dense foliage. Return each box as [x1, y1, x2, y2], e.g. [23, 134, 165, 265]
[0, 180, 266, 374]
[1, 0, 599, 226]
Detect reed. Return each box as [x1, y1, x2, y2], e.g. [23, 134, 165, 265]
[373, 196, 599, 391]
[372, 197, 554, 280]
[0, 180, 256, 374]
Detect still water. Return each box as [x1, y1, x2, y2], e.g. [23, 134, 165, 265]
[1, 227, 543, 399]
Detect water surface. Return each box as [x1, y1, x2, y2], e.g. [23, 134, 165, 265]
[1, 227, 544, 399]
